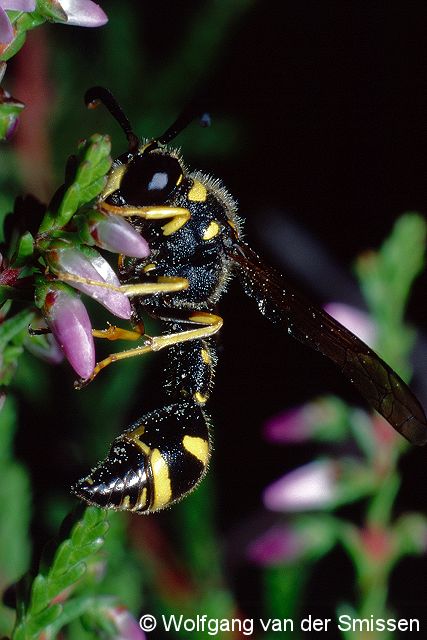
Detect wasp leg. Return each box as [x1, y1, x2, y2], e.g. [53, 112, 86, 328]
[75, 312, 223, 388]
[53, 271, 189, 297]
[72, 399, 211, 514]
[92, 322, 145, 342]
[28, 326, 51, 336]
[99, 202, 191, 236]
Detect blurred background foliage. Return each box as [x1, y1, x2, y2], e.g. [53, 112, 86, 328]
[1, 1, 427, 638]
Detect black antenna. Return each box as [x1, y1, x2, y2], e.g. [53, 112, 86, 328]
[157, 100, 211, 146]
[84, 86, 140, 153]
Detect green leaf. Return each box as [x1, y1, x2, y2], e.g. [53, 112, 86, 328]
[13, 231, 34, 266]
[39, 134, 112, 232]
[355, 212, 426, 377]
[36, 0, 68, 21]
[12, 508, 109, 640]
[0, 308, 34, 351]
[30, 575, 50, 614]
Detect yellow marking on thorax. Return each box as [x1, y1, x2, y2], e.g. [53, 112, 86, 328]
[150, 448, 172, 509]
[202, 220, 220, 240]
[183, 435, 209, 465]
[194, 391, 208, 405]
[201, 348, 211, 364]
[143, 263, 157, 273]
[188, 180, 207, 202]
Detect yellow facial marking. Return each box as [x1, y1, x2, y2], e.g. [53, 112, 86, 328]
[176, 173, 183, 186]
[143, 263, 157, 273]
[193, 391, 208, 405]
[102, 164, 127, 199]
[188, 180, 207, 202]
[183, 435, 209, 465]
[202, 220, 220, 240]
[150, 448, 172, 509]
[201, 348, 211, 364]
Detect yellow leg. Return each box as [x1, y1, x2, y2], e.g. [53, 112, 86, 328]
[99, 202, 191, 236]
[53, 271, 188, 296]
[75, 312, 223, 389]
[92, 323, 145, 342]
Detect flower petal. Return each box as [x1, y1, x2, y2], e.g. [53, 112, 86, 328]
[91, 213, 150, 258]
[42, 288, 95, 379]
[47, 247, 131, 319]
[2, 0, 36, 11]
[324, 302, 376, 346]
[57, 0, 108, 26]
[263, 460, 337, 512]
[0, 8, 14, 44]
[247, 525, 304, 566]
[105, 606, 147, 640]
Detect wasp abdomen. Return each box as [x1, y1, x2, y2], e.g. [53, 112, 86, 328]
[72, 400, 211, 513]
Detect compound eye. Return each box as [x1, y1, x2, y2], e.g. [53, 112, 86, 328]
[119, 153, 182, 205]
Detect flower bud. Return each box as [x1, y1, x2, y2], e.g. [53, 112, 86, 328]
[51, 0, 108, 27]
[104, 606, 146, 640]
[247, 525, 305, 566]
[264, 397, 350, 444]
[40, 285, 95, 379]
[263, 458, 376, 513]
[248, 516, 337, 567]
[324, 302, 376, 346]
[0, 87, 24, 140]
[46, 244, 131, 319]
[83, 211, 149, 258]
[0, 1, 35, 45]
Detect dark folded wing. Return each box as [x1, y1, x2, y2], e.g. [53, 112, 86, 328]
[230, 242, 427, 446]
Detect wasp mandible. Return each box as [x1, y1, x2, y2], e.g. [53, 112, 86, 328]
[72, 87, 427, 514]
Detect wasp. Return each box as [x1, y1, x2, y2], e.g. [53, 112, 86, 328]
[72, 87, 427, 514]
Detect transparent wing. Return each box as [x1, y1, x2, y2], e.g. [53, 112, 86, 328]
[231, 242, 427, 445]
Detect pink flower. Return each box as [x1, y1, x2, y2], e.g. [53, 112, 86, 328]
[52, 0, 107, 27]
[46, 245, 132, 319]
[247, 525, 305, 566]
[0, 0, 35, 44]
[104, 606, 146, 640]
[85, 211, 150, 258]
[247, 517, 337, 567]
[264, 458, 376, 513]
[0, 86, 25, 140]
[324, 302, 376, 346]
[264, 460, 338, 512]
[41, 285, 95, 379]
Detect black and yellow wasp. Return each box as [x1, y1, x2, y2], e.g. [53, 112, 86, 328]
[72, 87, 427, 514]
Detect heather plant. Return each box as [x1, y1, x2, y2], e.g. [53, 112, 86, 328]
[249, 214, 427, 639]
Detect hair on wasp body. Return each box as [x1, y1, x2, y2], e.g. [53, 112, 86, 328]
[70, 87, 427, 515]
